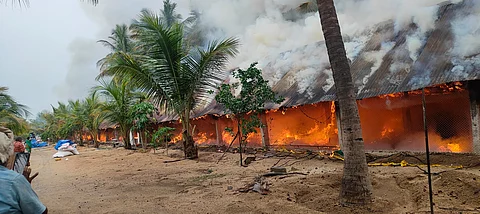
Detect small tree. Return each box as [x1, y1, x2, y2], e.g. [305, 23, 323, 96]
[214, 63, 284, 166]
[130, 102, 155, 149]
[151, 127, 175, 154]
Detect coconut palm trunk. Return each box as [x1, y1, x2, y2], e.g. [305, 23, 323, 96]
[181, 109, 197, 159]
[316, 0, 372, 205]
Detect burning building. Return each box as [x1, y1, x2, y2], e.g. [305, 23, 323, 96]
[99, 1, 480, 154]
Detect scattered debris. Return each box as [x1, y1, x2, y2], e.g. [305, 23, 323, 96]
[238, 176, 269, 195]
[271, 166, 287, 174]
[244, 156, 256, 165]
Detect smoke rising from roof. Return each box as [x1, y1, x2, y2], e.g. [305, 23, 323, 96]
[66, 0, 474, 101]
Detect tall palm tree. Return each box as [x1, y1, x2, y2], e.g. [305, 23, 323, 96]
[93, 79, 137, 149]
[0, 87, 30, 134]
[84, 93, 106, 148]
[97, 10, 238, 159]
[316, 0, 372, 205]
[160, 0, 183, 28]
[97, 24, 136, 75]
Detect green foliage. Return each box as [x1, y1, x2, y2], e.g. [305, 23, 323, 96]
[214, 63, 284, 142]
[151, 127, 175, 149]
[130, 102, 155, 132]
[93, 79, 139, 149]
[0, 86, 31, 134]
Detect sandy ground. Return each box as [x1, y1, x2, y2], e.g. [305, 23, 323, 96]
[29, 146, 480, 214]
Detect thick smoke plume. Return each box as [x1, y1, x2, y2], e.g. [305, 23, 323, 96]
[68, 0, 475, 100]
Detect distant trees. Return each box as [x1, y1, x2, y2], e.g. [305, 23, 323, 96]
[0, 87, 30, 135]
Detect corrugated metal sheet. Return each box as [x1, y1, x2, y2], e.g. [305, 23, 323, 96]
[152, 0, 480, 123]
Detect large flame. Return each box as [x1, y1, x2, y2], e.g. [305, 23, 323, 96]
[143, 82, 471, 153]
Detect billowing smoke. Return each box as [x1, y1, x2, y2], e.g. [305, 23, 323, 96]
[60, 0, 189, 100]
[449, 0, 480, 78]
[67, 0, 472, 100]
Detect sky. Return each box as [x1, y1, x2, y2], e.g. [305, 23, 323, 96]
[0, 0, 98, 117]
[0, 0, 189, 118]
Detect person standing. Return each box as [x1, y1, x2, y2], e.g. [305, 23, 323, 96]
[25, 137, 32, 153]
[0, 128, 47, 214]
[13, 137, 25, 153]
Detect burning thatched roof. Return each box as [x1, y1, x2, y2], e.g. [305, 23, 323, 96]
[265, 1, 480, 108]
[153, 0, 480, 124]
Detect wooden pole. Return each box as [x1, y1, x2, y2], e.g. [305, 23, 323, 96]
[422, 88, 434, 214]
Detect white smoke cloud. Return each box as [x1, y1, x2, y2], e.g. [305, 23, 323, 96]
[66, 0, 461, 100]
[451, 1, 480, 58]
[358, 41, 395, 92]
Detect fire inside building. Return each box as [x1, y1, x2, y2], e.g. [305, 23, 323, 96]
[98, 2, 480, 154]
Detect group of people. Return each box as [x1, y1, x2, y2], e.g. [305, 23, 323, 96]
[0, 127, 47, 214]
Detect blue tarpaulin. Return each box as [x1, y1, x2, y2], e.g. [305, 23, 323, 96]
[30, 139, 48, 148]
[54, 140, 73, 150]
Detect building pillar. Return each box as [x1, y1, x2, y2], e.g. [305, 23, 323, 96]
[468, 80, 480, 154]
[334, 101, 343, 151]
[213, 115, 221, 145]
[260, 112, 270, 149]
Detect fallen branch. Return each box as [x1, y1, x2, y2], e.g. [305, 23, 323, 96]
[438, 207, 479, 212]
[163, 159, 185, 163]
[262, 172, 308, 177]
[216, 131, 239, 164]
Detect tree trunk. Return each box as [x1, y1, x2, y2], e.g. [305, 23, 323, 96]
[93, 132, 99, 148]
[182, 110, 198, 159]
[316, 0, 372, 205]
[78, 132, 84, 146]
[123, 127, 132, 150]
[237, 119, 243, 166]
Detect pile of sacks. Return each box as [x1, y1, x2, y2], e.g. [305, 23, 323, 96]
[52, 140, 80, 158]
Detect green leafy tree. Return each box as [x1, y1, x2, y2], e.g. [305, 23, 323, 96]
[130, 102, 155, 149]
[97, 10, 239, 159]
[151, 127, 175, 153]
[214, 63, 284, 165]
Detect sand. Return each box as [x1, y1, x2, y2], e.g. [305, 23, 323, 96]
[29, 146, 480, 214]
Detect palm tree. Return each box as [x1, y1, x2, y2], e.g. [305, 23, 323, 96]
[84, 93, 106, 148]
[93, 79, 137, 149]
[160, 0, 183, 28]
[97, 24, 136, 76]
[0, 87, 30, 134]
[97, 10, 238, 159]
[52, 101, 81, 141]
[69, 100, 88, 145]
[316, 0, 372, 205]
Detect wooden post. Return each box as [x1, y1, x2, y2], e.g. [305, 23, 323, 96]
[260, 112, 270, 149]
[334, 101, 343, 151]
[214, 116, 220, 145]
[468, 80, 480, 154]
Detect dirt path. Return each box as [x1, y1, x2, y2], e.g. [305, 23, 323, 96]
[29, 147, 480, 214]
